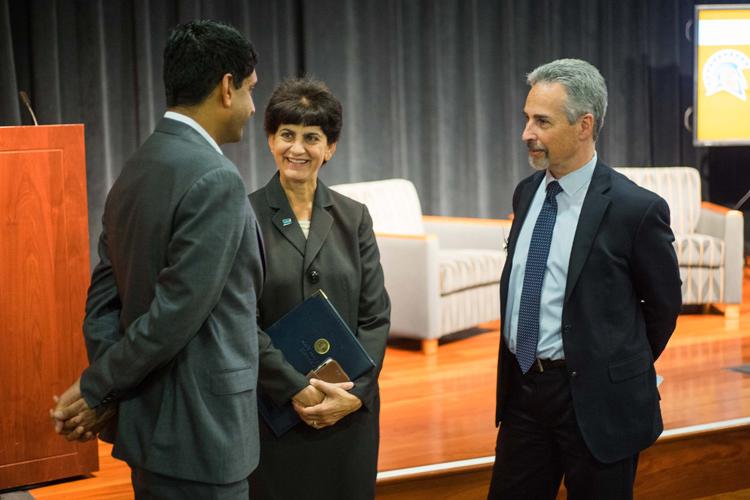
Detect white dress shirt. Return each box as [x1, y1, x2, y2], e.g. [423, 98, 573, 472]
[503, 153, 597, 360]
[164, 111, 223, 155]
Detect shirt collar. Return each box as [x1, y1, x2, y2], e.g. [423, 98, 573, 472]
[544, 152, 597, 196]
[163, 111, 223, 155]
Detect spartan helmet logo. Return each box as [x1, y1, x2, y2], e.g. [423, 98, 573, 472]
[703, 49, 750, 101]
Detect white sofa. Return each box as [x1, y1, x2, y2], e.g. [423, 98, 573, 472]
[330, 179, 511, 353]
[616, 167, 743, 317]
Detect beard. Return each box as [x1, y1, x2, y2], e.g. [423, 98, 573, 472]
[526, 141, 549, 171]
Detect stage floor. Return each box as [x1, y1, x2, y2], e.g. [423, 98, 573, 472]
[28, 276, 750, 498]
[378, 270, 750, 476]
[378, 306, 750, 475]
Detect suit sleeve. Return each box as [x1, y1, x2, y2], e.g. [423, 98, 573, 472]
[349, 205, 391, 410]
[80, 222, 123, 441]
[631, 197, 682, 360]
[82, 224, 122, 363]
[79, 167, 248, 407]
[256, 325, 311, 406]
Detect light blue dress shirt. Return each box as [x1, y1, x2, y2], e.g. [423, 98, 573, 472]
[503, 154, 597, 361]
[164, 111, 223, 155]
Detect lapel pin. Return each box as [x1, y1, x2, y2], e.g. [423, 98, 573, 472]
[282, 217, 293, 226]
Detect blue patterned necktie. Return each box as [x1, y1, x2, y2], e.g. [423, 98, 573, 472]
[516, 180, 563, 374]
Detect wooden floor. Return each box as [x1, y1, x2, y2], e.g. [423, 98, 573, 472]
[26, 276, 750, 499]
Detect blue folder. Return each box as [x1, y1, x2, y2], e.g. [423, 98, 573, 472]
[259, 289, 375, 436]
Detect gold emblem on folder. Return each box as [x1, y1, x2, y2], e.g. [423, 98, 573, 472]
[314, 338, 331, 355]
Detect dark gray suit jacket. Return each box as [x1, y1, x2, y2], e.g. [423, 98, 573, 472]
[247, 173, 390, 498]
[80, 118, 264, 484]
[249, 172, 390, 411]
[496, 161, 682, 463]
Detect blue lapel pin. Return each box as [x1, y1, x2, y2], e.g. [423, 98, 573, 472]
[282, 217, 293, 227]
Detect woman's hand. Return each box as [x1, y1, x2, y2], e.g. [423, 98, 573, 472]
[292, 385, 325, 408]
[292, 378, 360, 429]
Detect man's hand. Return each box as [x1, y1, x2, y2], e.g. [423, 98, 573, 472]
[293, 378, 359, 430]
[54, 403, 117, 442]
[50, 378, 116, 442]
[50, 378, 86, 432]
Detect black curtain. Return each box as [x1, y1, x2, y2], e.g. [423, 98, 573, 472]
[2, 0, 748, 262]
[2, 0, 300, 262]
[302, 0, 706, 216]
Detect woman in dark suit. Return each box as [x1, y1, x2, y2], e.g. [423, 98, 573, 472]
[248, 78, 391, 500]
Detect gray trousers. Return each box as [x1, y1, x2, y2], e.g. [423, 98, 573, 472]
[131, 466, 249, 500]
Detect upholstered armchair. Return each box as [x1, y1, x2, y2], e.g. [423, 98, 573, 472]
[330, 179, 511, 354]
[615, 167, 743, 318]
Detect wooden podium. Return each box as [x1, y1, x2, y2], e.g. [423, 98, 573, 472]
[0, 125, 98, 490]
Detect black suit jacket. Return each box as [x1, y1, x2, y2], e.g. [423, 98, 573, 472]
[247, 173, 390, 498]
[496, 161, 682, 463]
[249, 172, 390, 412]
[80, 118, 265, 484]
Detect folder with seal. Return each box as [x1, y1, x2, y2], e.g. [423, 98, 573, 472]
[259, 289, 375, 436]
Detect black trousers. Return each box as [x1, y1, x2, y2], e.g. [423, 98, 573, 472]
[131, 466, 249, 500]
[488, 358, 638, 500]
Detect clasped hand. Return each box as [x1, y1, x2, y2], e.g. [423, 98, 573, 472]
[292, 378, 361, 430]
[49, 377, 116, 442]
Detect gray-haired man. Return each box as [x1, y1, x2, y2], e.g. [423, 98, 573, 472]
[490, 59, 681, 499]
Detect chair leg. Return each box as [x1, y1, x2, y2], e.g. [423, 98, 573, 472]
[421, 339, 438, 355]
[724, 304, 740, 320]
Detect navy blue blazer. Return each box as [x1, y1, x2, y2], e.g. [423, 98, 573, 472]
[496, 161, 682, 463]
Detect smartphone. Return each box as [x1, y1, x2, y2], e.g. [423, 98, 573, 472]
[306, 358, 350, 383]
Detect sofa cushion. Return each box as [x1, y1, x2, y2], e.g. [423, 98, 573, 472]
[680, 266, 723, 304]
[439, 249, 504, 295]
[440, 283, 500, 335]
[615, 167, 701, 235]
[330, 179, 425, 235]
[674, 234, 724, 268]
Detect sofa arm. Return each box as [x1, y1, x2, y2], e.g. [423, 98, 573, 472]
[375, 233, 442, 339]
[696, 202, 744, 304]
[422, 215, 512, 250]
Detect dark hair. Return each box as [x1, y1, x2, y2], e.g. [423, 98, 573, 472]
[164, 20, 258, 107]
[264, 78, 343, 143]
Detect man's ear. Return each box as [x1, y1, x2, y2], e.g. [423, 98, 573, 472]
[579, 113, 594, 141]
[220, 73, 234, 108]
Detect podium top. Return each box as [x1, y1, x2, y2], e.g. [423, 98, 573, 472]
[0, 124, 85, 150]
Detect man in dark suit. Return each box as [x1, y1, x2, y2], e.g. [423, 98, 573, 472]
[50, 20, 264, 498]
[488, 59, 682, 499]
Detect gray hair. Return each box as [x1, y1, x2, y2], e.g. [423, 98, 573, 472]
[527, 59, 608, 141]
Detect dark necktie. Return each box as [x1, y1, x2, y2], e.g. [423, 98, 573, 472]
[516, 180, 563, 374]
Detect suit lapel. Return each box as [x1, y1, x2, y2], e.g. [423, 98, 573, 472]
[564, 162, 612, 303]
[500, 172, 544, 320]
[265, 174, 307, 256]
[254, 220, 267, 283]
[507, 172, 544, 258]
[303, 182, 334, 272]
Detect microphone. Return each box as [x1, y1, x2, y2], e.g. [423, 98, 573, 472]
[734, 189, 750, 210]
[18, 91, 39, 125]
